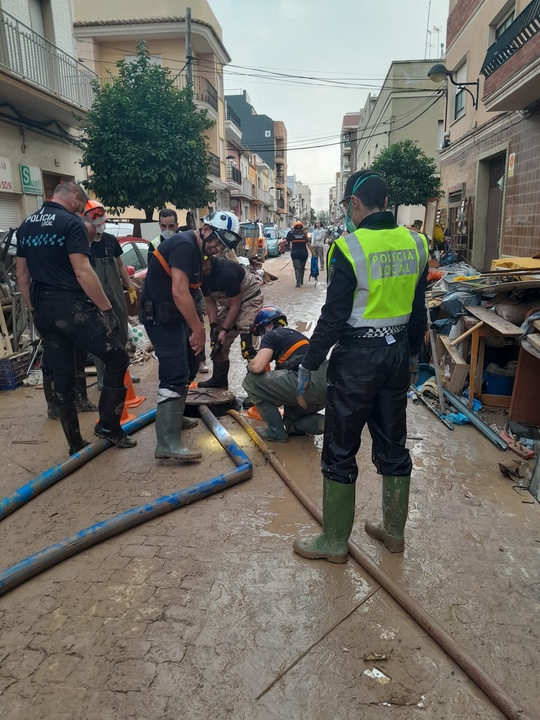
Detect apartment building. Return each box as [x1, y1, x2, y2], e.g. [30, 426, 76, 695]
[437, 0, 540, 269]
[0, 0, 95, 228]
[72, 0, 231, 220]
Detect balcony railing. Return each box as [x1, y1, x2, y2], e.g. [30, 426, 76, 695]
[0, 8, 97, 110]
[225, 103, 241, 129]
[208, 152, 221, 178]
[277, 198, 285, 209]
[481, 0, 540, 77]
[226, 165, 241, 185]
[176, 74, 218, 112]
[257, 188, 275, 206]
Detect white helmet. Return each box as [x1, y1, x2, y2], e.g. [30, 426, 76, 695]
[202, 210, 241, 249]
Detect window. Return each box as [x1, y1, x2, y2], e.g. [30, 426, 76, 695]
[496, 9, 515, 39]
[121, 243, 143, 271]
[124, 54, 162, 66]
[454, 63, 467, 120]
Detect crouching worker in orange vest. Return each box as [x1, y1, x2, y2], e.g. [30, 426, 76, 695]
[243, 306, 327, 443]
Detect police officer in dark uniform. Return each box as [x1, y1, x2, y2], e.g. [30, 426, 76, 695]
[286, 221, 313, 287]
[16, 182, 136, 455]
[293, 171, 428, 562]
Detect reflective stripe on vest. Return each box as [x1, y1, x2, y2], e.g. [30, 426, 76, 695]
[328, 226, 428, 328]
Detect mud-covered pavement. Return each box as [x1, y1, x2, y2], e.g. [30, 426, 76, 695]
[0, 255, 539, 719]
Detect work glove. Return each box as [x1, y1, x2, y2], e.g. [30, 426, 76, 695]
[127, 286, 137, 304]
[296, 364, 312, 409]
[409, 354, 419, 387]
[210, 323, 219, 344]
[102, 308, 120, 337]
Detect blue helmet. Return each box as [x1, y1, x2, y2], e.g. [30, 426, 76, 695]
[250, 306, 288, 336]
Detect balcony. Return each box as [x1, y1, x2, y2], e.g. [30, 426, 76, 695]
[257, 187, 275, 207]
[208, 152, 221, 179]
[481, 0, 540, 111]
[225, 102, 242, 144]
[277, 198, 285, 210]
[226, 164, 241, 186]
[0, 8, 96, 117]
[230, 177, 255, 199]
[177, 74, 218, 113]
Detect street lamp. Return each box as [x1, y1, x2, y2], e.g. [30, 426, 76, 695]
[427, 63, 479, 109]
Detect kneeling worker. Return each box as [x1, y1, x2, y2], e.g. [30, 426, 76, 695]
[243, 306, 327, 442]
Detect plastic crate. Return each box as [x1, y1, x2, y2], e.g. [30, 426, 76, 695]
[0, 350, 32, 391]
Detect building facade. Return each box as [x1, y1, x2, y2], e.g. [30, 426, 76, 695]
[0, 0, 95, 229]
[438, 0, 540, 269]
[72, 0, 231, 222]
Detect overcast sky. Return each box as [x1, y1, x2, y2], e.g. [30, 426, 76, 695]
[209, 0, 448, 211]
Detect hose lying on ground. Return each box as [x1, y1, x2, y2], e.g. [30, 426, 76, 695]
[229, 409, 532, 720]
[0, 409, 157, 522]
[0, 406, 252, 597]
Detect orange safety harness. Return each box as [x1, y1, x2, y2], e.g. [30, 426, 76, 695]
[277, 339, 309, 365]
[153, 246, 201, 290]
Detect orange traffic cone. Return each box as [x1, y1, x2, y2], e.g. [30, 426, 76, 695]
[120, 398, 136, 425]
[125, 370, 146, 408]
[247, 405, 284, 421]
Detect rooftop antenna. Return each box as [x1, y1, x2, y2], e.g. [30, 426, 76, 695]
[424, 0, 432, 59]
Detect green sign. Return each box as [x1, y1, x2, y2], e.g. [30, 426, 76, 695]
[20, 164, 43, 195]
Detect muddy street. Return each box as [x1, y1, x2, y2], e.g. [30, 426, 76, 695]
[0, 257, 539, 719]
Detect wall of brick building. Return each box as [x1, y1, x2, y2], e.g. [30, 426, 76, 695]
[441, 111, 540, 260]
[447, 0, 484, 48]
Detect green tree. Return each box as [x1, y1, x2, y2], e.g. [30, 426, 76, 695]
[81, 44, 214, 220]
[310, 208, 317, 224]
[317, 210, 329, 226]
[371, 139, 441, 220]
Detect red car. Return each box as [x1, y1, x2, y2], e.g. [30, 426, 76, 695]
[118, 236, 151, 281]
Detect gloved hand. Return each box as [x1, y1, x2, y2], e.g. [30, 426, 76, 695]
[409, 354, 419, 387]
[127, 286, 137, 304]
[296, 364, 312, 409]
[210, 323, 219, 344]
[102, 308, 120, 337]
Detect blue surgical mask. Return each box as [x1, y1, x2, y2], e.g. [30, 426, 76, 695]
[345, 201, 357, 233]
[161, 229, 174, 240]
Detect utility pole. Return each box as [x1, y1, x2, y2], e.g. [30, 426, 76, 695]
[186, 7, 193, 88]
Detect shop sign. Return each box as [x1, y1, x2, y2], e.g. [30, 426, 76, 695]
[0, 157, 14, 192]
[20, 164, 43, 195]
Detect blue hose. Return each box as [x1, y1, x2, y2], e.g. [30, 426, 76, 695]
[0, 409, 157, 522]
[0, 406, 252, 597]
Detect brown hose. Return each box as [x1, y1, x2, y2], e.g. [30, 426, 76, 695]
[229, 410, 534, 720]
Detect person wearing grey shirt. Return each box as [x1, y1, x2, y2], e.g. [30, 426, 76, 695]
[311, 220, 327, 271]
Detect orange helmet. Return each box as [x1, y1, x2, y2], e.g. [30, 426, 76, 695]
[84, 200, 107, 224]
[293, 220, 303, 228]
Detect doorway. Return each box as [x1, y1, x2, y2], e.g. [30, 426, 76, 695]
[483, 155, 505, 270]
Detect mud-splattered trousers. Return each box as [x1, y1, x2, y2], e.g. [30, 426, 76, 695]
[322, 332, 413, 484]
[32, 287, 129, 406]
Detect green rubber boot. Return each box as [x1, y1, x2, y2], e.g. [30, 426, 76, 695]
[293, 477, 355, 563]
[155, 395, 202, 462]
[255, 401, 289, 443]
[288, 412, 325, 436]
[365, 475, 410, 553]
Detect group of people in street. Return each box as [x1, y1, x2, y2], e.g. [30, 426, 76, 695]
[16, 168, 427, 560]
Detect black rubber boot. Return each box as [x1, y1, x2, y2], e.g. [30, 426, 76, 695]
[198, 360, 230, 389]
[43, 371, 59, 420]
[75, 369, 98, 412]
[155, 394, 202, 462]
[255, 401, 288, 443]
[365, 475, 410, 553]
[57, 402, 89, 456]
[286, 413, 325, 436]
[95, 386, 137, 448]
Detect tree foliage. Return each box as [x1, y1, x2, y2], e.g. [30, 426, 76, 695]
[371, 140, 441, 216]
[317, 210, 329, 226]
[81, 44, 215, 220]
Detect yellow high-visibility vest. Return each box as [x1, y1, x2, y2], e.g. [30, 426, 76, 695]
[328, 226, 428, 328]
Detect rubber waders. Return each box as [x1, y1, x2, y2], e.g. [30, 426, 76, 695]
[57, 402, 89, 456]
[293, 477, 355, 563]
[289, 413, 325, 436]
[255, 401, 289, 443]
[155, 395, 202, 462]
[75, 369, 98, 412]
[198, 359, 230, 389]
[43, 371, 59, 420]
[94, 386, 137, 448]
[365, 475, 410, 553]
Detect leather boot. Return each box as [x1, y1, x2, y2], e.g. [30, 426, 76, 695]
[43, 371, 59, 420]
[365, 475, 410, 553]
[293, 477, 355, 563]
[155, 394, 202, 462]
[287, 413, 325, 436]
[57, 402, 89, 456]
[255, 401, 288, 443]
[75, 369, 98, 412]
[95, 386, 137, 448]
[198, 360, 230, 389]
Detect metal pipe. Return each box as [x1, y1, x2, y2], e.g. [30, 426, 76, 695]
[0, 409, 157, 522]
[442, 388, 509, 451]
[229, 409, 532, 720]
[0, 407, 252, 597]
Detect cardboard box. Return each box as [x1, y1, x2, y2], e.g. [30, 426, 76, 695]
[435, 334, 469, 395]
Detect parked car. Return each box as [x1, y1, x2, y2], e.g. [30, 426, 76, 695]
[238, 221, 267, 260]
[119, 236, 151, 282]
[263, 224, 286, 257]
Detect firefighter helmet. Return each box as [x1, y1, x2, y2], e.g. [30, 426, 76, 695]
[202, 210, 241, 250]
[84, 200, 107, 224]
[250, 306, 288, 336]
